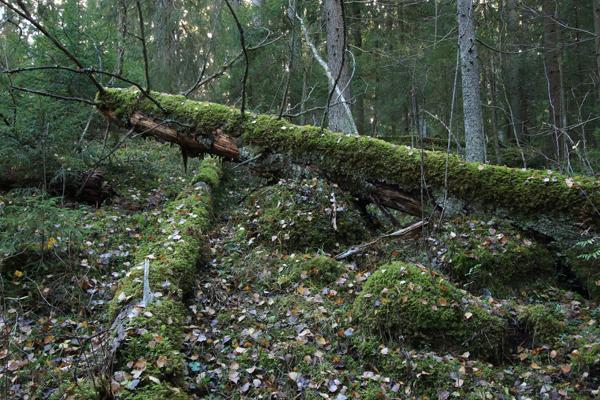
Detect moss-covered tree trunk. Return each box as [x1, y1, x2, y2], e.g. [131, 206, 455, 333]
[95, 88, 599, 239]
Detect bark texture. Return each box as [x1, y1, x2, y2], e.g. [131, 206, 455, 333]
[543, 0, 565, 161]
[457, 0, 485, 162]
[325, 0, 356, 134]
[95, 87, 600, 236]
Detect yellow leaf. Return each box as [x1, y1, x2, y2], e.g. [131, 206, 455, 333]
[14, 270, 24, 279]
[45, 237, 57, 249]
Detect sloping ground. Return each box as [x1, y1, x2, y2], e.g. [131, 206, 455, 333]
[1, 152, 599, 399]
[176, 166, 599, 399]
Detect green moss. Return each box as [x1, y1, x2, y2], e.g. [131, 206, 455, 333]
[119, 383, 191, 400]
[517, 304, 567, 346]
[193, 155, 222, 187]
[245, 179, 367, 252]
[97, 88, 600, 226]
[49, 380, 101, 400]
[353, 262, 506, 359]
[442, 217, 556, 296]
[571, 342, 600, 377]
[277, 255, 343, 287]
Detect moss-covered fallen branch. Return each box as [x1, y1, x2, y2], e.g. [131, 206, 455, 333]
[86, 156, 222, 399]
[96, 88, 600, 232]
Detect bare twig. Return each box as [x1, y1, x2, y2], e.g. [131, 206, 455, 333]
[0, 0, 105, 93]
[2, 65, 166, 112]
[224, 0, 249, 117]
[10, 85, 96, 105]
[184, 33, 280, 97]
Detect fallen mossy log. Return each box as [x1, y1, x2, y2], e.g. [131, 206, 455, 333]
[96, 88, 600, 235]
[64, 157, 222, 400]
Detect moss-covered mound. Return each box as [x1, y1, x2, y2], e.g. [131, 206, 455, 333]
[517, 303, 567, 347]
[277, 254, 344, 287]
[441, 217, 556, 296]
[353, 262, 506, 359]
[244, 179, 367, 252]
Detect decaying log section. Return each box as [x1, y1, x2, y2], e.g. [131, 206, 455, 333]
[96, 87, 600, 236]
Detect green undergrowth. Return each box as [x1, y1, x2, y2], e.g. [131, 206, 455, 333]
[565, 237, 600, 300]
[441, 217, 557, 297]
[97, 87, 600, 227]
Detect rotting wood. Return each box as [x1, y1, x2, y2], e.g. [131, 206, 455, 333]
[95, 87, 600, 236]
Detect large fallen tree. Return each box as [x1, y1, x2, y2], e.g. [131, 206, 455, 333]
[96, 87, 599, 238]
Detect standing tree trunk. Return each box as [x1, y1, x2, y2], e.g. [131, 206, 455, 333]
[594, 0, 600, 98]
[111, 0, 127, 83]
[349, 1, 365, 134]
[325, 0, 356, 134]
[504, 0, 524, 142]
[153, 0, 179, 93]
[457, 0, 485, 162]
[542, 0, 564, 164]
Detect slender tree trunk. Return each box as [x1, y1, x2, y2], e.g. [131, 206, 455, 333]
[111, 0, 127, 83]
[325, 0, 356, 134]
[153, 0, 179, 92]
[350, 1, 365, 134]
[488, 56, 502, 164]
[457, 0, 485, 162]
[504, 0, 524, 142]
[594, 0, 600, 97]
[542, 0, 564, 164]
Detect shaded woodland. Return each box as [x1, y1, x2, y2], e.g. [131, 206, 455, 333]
[0, 1, 599, 399]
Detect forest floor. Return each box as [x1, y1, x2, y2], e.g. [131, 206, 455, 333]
[0, 142, 599, 399]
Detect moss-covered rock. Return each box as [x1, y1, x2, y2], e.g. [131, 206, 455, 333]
[353, 262, 506, 359]
[442, 217, 556, 296]
[244, 179, 367, 252]
[517, 303, 567, 346]
[277, 254, 344, 287]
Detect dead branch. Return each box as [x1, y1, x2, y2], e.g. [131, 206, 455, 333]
[335, 221, 426, 260]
